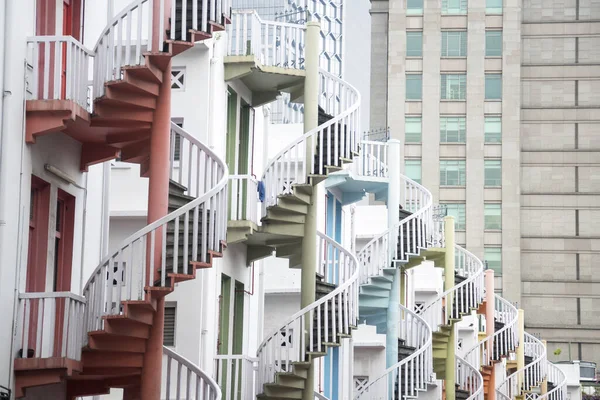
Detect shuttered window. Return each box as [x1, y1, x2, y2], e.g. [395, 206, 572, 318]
[486, 31, 503, 57]
[407, 0, 424, 14]
[405, 159, 422, 184]
[406, 75, 423, 100]
[441, 74, 466, 100]
[484, 160, 502, 186]
[440, 160, 466, 186]
[406, 32, 423, 57]
[485, 74, 502, 100]
[486, 0, 503, 14]
[405, 117, 422, 143]
[442, 0, 467, 14]
[164, 304, 177, 346]
[441, 31, 467, 57]
[485, 117, 502, 143]
[440, 117, 466, 143]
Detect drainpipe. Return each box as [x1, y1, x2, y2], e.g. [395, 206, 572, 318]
[444, 216, 456, 400]
[300, 19, 320, 400]
[386, 139, 401, 386]
[0, 0, 8, 387]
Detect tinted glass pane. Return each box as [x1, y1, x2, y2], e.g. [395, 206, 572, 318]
[486, 31, 503, 57]
[485, 74, 502, 99]
[406, 75, 423, 100]
[407, 32, 423, 57]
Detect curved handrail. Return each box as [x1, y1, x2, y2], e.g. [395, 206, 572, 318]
[352, 140, 389, 178]
[419, 245, 485, 330]
[163, 346, 222, 400]
[354, 304, 433, 399]
[261, 69, 360, 210]
[255, 231, 359, 395]
[457, 355, 485, 400]
[496, 332, 547, 400]
[314, 392, 330, 400]
[464, 294, 519, 372]
[82, 122, 228, 344]
[356, 174, 433, 286]
[536, 361, 567, 400]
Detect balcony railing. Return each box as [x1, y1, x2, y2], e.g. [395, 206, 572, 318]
[229, 175, 259, 225]
[14, 292, 86, 361]
[215, 355, 258, 400]
[26, 36, 93, 111]
[227, 10, 305, 70]
[352, 140, 389, 178]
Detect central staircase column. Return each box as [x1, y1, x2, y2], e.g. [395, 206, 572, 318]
[444, 216, 456, 400]
[141, 54, 173, 399]
[386, 140, 401, 395]
[301, 19, 321, 400]
[516, 309, 525, 396]
[485, 270, 496, 400]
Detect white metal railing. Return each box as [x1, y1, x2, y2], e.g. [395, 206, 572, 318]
[354, 304, 433, 399]
[26, 36, 93, 110]
[357, 175, 433, 287]
[82, 121, 228, 345]
[457, 355, 484, 400]
[228, 175, 259, 225]
[496, 332, 547, 400]
[215, 354, 258, 400]
[314, 393, 330, 400]
[228, 10, 305, 69]
[419, 245, 485, 331]
[14, 292, 86, 361]
[536, 361, 567, 400]
[163, 346, 222, 400]
[261, 69, 359, 214]
[255, 232, 358, 396]
[169, 0, 227, 38]
[353, 140, 389, 178]
[92, 0, 156, 99]
[464, 294, 519, 372]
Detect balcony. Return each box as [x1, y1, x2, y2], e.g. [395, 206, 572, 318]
[227, 175, 260, 244]
[13, 292, 86, 397]
[324, 139, 390, 205]
[225, 10, 306, 106]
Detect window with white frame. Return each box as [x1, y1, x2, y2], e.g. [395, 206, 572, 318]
[485, 203, 502, 230]
[485, 247, 502, 276]
[405, 159, 422, 184]
[406, 31, 423, 57]
[414, 301, 426, 314]
[441, 74, 467, 100]
[485, 116, 502, 143]
[407, 0, 424, 14]
[171, 67, 186, 90]
[354, 376, 370, 393]
[486, 31, 503, 57]
[406, 74, 423, 100]
[485, 74, 502, 100]
[486, 0, 503, 13]
[440, 116, 466, 143]
[440, 160, 466, 186]
[441, 31, 467, 57]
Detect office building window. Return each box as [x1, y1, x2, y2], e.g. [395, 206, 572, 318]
[407, 0, 424, 14]
[485, 117, 502, 143]
[485, 160, 502, 186]
[405, 117, 422, 143]
[407, 32, 423, 57]
[405, 159, 422, 184]
[484, 203, 502, 230]
[406, 75, 423, 100]
[441, 31, 467, 57]
[486, 31, 502, 57]
[485, 247, 502, 276]
[441, 74, 466, 100]
[486, 0, 503, 14]
[485, 74, 502, 100]
[440, 160, 466, 186]
[442, 203, 466, 230]
[442, 0, 467, 14]
[440, 117, 466, 143]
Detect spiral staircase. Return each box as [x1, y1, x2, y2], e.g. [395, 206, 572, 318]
[17, 0, 228, 398]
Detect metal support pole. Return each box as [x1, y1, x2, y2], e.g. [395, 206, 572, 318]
[517, 309, 525, 393]
[301, 19, 321, 400]
[541, 340, 548, 395]
[444, 216, 455, 400]
[485, 270, 496, 400]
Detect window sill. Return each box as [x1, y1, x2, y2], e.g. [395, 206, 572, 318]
[406, 56, 423, 59]
[440, 99, 466, 102]
[485, 56, 503, 59]
[441, 13, 468, 15]
[406, 99, 423, 102]
[484, 229, 502, 232]
[485, 186, 502, 189]
[484, 142, 502, 145]
[485, 99, 502, 102]
[441, 57, 467, 59]
[440, 185, 466, 188]
[440, 142, 466, 145]
[485, 12, 503, 15]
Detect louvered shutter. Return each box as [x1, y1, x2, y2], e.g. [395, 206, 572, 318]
[164, 305, 176, 346]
